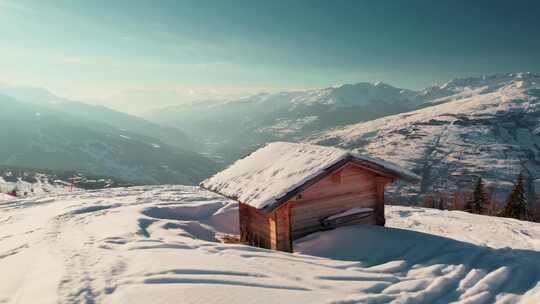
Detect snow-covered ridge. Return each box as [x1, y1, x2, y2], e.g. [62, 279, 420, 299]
[316, 77, 538, 143]
[144, 80, 427, 162]
[0, 167, 132, 201]
[439, 72, 538, 91]
[188, 81, 421, 109]
[418, 72, 540, 105]
[156, 73, 539, 109]
[145, 72, 540, 165]
[287, 81, 421, 107]
[311, 73, 540, 201]
[0, 175, 73, 199]
[0, 94, 217, 185]
[0, 186, 539, 303]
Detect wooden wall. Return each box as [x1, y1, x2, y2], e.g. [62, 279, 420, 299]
[279, 163, 391, 242]
[239, 203, 274, 249]
[240, 162, 393, 252]
[275, 205, 291, 252]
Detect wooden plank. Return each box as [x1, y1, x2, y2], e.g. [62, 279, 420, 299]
[292, 203, 376, 219]
[340, 165, 376, 177]
[290, 168, 377, 205]
[330, 171, 341, 184]
[275, 204, 292, 252]
[291, 208, 376, 232]
[297, 171, 376, 201]
[258, 157, 354, 213]
[298, 184, 375, 201]
[291, 204, 376, 224]
[239, 203, 251, 243]
[287, 166, 382, 241]
[290, 194, 376, 221]
[291, 215, 376, 240]
[269, 214, 277, 250]
[295, 191, 377, 202]
[374, 176, 392, 226]
[240, 203, 274, 249]
[321, 210, 374, 228]
[291, 192, 376, 211]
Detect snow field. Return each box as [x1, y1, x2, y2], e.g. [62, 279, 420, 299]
[0, 186, 539, 303]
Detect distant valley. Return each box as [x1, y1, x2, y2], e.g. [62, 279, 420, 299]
[144, 82, 425, 161]
[0, 85, 220, 186]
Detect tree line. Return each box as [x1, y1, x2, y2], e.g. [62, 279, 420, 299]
[421, 173, 538, 222]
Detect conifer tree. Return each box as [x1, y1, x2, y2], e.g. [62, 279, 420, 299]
[500, 174, 529, 220]
[437, 196, 445, 210]
[464, 178, 487, 214]
[470, 177, 488, 214]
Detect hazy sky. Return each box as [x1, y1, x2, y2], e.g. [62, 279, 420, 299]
[1, 0, 540, 113]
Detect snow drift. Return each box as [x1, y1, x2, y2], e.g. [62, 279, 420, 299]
[0, 186, 539, 303]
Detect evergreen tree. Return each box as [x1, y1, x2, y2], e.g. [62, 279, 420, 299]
[500, 174, 529, 220]
[465, 178, 488, 214]
[437, 197, 445, 210]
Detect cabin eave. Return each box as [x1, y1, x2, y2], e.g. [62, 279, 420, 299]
[258, 158, 399, 214]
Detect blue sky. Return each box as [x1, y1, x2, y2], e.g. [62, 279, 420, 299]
[1, 0, 539, 112]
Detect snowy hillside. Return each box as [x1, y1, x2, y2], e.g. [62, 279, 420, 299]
[145, 72, 540, 180]
[417, 73, 538, 106]
[312, 72, 540, 202]
[144, 82, 424, 161]
[0, 82, 198, 151]
[0, 175, 72, 199]
[1, 185, 539, 303]
[0, 94, 219, 185]
[0, 166, 134, 200]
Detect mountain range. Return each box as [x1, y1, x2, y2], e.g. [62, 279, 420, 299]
[144, 81, 426, 161]
[311, 72, 540, 202]
[2, 73, 539, 203]
[0, 85, 219, 185]
[146, 72, 540, 203]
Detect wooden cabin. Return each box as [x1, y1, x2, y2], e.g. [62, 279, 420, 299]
[201, 142, 420, 252]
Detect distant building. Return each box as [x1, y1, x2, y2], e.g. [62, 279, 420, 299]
[201, 142, 420, 252]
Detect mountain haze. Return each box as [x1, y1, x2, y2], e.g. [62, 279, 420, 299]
[0, 93, 218, 185]
[145, 82, 425, 161]
[0, 83, 198, 150]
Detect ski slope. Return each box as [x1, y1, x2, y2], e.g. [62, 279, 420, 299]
[0, 186, 539, 303]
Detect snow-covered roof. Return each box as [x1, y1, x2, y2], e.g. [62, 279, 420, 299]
[201, 142, 420, 212]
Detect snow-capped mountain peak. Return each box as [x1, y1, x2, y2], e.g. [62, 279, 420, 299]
[289, 81, 421, 107]
[419, 72, 540, 104]
[442, 72, 537, 90]
[373, 80, 394, 88]
[311, 72, 540, 202]
[145, 72, 540, 165]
